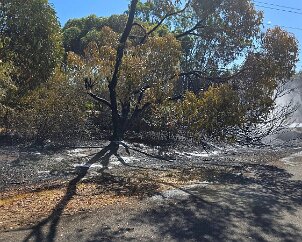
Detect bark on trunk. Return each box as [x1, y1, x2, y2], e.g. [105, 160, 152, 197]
[108, 0, 138, 141]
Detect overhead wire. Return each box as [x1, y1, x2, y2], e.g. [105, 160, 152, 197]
[254, 1, 302, 11]
[253, 1, 302, 32]
[264, 24, 302, 32]
[255, 4, 302, 15]
[252, 1, 302, 69]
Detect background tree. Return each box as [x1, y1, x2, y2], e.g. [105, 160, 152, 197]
[64, 0, 298, 143]
[15, 69, 87, 144]
[0, 0, 63, 93]
[67, 24, 181, 141]
[0, 0, 298, 145]
[0, 0, 87, 144]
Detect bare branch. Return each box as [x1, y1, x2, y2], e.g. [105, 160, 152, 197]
[109, 0, 138, 91]
[87, 91, 112, 109]
[129, 85, 152, 124]
[175, 0, 224, 39]
[135, 85, 151, 104]
[139, 102, 152, 113]
[108, 0, 139, 139]
[132, 22, 147, 34]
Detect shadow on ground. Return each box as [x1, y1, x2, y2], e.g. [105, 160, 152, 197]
[87, 162, 302, 242]
[20, 145, 302, 242]
[22, 143, 121, 242]
[20, 142, 166, 242]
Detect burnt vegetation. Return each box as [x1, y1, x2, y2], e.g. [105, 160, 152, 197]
[0, 0, 300, 147]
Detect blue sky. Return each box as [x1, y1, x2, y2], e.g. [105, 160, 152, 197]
[48, 0, 130, 24]
[49, 0, 302, 71]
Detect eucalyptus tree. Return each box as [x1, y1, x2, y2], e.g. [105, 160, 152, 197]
[0, 0, 63, 93]
[66, 0, 298, 142]
[0, 0, 65, 136]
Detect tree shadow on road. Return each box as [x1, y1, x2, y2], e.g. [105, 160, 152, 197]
[22, 142, 121, 242]
[21, 144, 302, 242]
[21, 141, 171, 242]
[127, 163, 302, 242]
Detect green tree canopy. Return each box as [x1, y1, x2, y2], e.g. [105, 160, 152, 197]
[0, 0, 63, 92]
[63, 0, 299, 141]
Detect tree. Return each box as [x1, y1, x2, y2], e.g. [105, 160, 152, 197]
[66, 0, 298, 143]
[0, 0, 63, 93]
[14, 69, 87, 144]
[0, 36, 18, 129]
[0, 0, 65, 135]
[63, 14, 129, 55]
[67, 28, 181, 141]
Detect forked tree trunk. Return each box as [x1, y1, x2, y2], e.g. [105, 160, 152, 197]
[108, 0, 138, 141]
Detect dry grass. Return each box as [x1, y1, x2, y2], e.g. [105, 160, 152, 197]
[0, 166, 227, 231]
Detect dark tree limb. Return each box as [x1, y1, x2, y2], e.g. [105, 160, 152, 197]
[128, 102, 152, 129]
[109, 0, 138, 91]
[87, 91, 112, 109]
[128, 84, 152, 127]
[175, 0, 224, 39]
[175, 19, 206, 39]
[108, 0, 139, 140]
[135, 85, 151, 104]
[132, 22, 147, 34]
[139, 1, 191, 44]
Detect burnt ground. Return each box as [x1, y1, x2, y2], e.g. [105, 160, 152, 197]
[0, 137, 302, 242]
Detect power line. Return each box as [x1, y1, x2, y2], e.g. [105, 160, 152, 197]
[254, 1, 302, 11]
[264, 24, 302, 32]
[255, 4, 302, 15]
[279, 25, 302, 31]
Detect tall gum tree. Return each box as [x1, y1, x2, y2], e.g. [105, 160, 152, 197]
[66, 0, 298, 143]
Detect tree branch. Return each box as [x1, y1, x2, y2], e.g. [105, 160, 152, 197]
[134, 85, 151, 104]
[175, 0, 224, 39]
[175, 19, 206, 39]
[108, 0, 139, 139]
[139, 102, 152, 113]
[87, 91, 112, 109]
[129, 102, 152, 125]
[140, 0, 191, 44]
[109, 0, 138, 91]
[132, 22, 147, 34]
[178, 68, 246, 84]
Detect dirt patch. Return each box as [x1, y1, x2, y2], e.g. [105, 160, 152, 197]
[0, 182, 133, 231]
[0, 164, 238, 231]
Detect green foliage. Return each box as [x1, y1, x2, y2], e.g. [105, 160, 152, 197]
[198, 85, 243, 136]
[67, 26, 181, 112]
[0, 0, 64, 92]
[136, 0, 263, 71]
[63, 14, 129, 55]
[0, 37, 18, 127]
[0, 0, 298, 143]
[172, 85, 243, 138]
[234, 27, 299, 125]
[0, 60, 17, 123]
[63, 1, 298, 141]
[13, 70, 87, 143]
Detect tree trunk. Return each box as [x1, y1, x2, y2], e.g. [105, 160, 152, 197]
[111, 120, 124, 141]
[108, 0, 138, 141]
